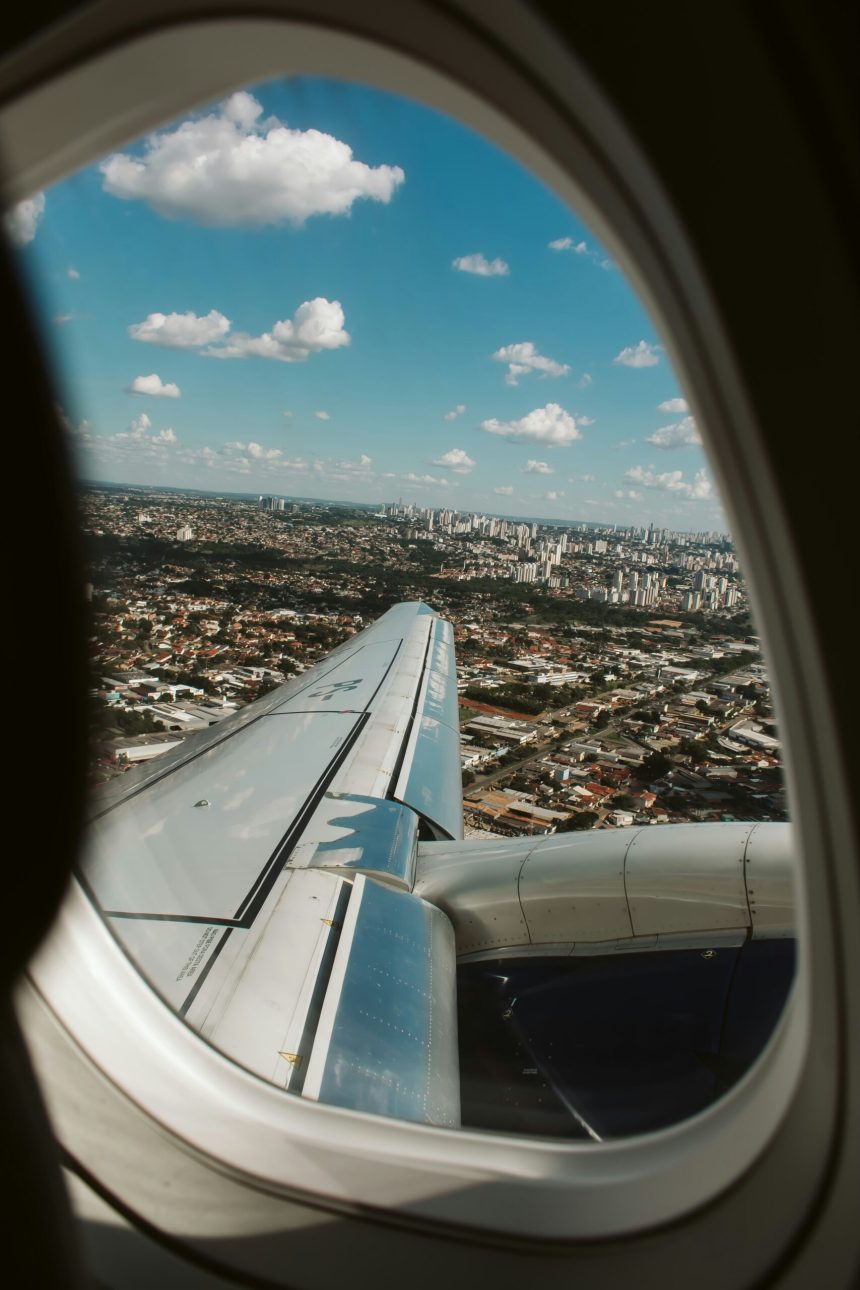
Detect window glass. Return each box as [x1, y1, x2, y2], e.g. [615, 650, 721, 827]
[7, 76, 793, 1138]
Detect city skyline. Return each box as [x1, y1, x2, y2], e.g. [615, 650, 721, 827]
[11, 77, 723, 530]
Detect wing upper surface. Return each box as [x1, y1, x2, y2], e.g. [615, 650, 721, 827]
[78, 601, 463, 1127]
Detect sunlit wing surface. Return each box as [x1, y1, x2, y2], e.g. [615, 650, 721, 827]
[81, 601, 462, 1125]
[80, 600, 794, 1138]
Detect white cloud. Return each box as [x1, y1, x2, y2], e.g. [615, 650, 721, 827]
[544, 490, 562, 502]
[494, 485, 514, 496]
[92, 411, 181, 461]
[577, 373, 592, 389]
[249, 441, 282, 460]
[100, 91, 404, 227]
[625, 465, 712, 499]
[282, 410, 293, 419]
[313, 453, 374, 482]
[315, 410, 331, 421]
[130, 309, 230, 348]
[4, 194, 45, 246]
[433, 448, 475, 474]
[402, 472, 449, 487]
[657, 397, 688, 413]
[53, 314, 75, 326]
[206, 299, 350, 363]
[548, 237, 610, 269]
[548, 236, 589, 255]
[443, 404, 466, 421]
[452, 252, 509, 277]
[645, 415, 702, 449]
[175, 445, 219, 469]
[492, 341, 569, 386]
[131, 302, 349, 365]
[614, 340, 661, 368]
[127, 373, 182, 399]
[522, 459, 553, 475]
[57, 406, 92, 441]
[67, 265, 80, 280]
[481, 402, 583, 446]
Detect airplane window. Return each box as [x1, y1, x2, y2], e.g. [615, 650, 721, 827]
[7, 74, 794, 1141]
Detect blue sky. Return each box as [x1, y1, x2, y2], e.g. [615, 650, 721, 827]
[9, 77, 724, 529]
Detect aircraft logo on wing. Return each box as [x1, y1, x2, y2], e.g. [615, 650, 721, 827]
[309, 679, 363, 701]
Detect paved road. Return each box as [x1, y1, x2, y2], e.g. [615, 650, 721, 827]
[467, 707, 636, 790]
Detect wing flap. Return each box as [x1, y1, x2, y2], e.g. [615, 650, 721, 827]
[301, 875, 460, 1127]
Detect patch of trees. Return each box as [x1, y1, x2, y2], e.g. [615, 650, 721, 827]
[555, 811, 599, 832]
[90, 700, 162, 737]
[637, 752, 673, 781]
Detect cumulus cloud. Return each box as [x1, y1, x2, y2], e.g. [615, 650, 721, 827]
[67, 266, 80, 280]
[522, 459, 553, 475]
[548, 236, 589, 254]
[544, 490, 562, 501]
[206, 299, 349, 363]
[130, 301, 349, 364]
[315, 410, 331, 421]
[433, 448, 475, 474]
[452, 252, 509, 276]
[282, 410, 293, 418]
[92, 411, 180, 460]
[443, 404, 465, 421]
[548, 237, 611, 268]
[577, 373, 592, 389]
[614, 340, 661, 368]
[480, 402, 583, 446]
[249, 441, 282, 460]
[100, 91, 404, 227]
[492, 341, 569, 386]
[625, 464, 712, 499]
[645, 415, 701, 449]
[170, 439, 326, 478]
[54, 314, 75, 326]
[494, 485, 514, 495]
[402, 472, 449, 487]
[130, 309, 230, 348]
[175, 445, 219, 470]
[4, 194, 45, 246]
[57, 406, 93, 441]
[657, 397, 688, 413]
[313, 453, 374, 482]
[127, 373, 181, 399]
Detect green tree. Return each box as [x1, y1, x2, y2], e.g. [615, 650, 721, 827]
[638, 752, 672, 780]
[556, 811, 599, 832]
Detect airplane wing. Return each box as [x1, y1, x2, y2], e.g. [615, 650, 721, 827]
[82, 600, 463, 1126]
[79, 600, 794, 1137]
